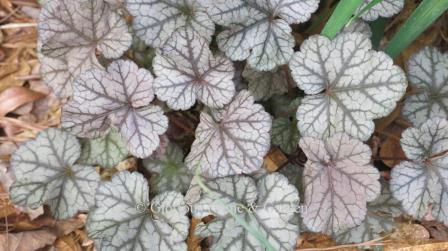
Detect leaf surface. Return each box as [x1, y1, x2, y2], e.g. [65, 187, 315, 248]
[210, 0, 319, 71]
[126, 0, 214, 48]
[391, 118, 448, 225]
[272, 117, 299, 154]
[9, 129, 100, 219]
[192, 173, 300, 251]
[79, 128, 128, 168]
[299, 133, 381, 233]
[143, 142, 192, 194]
[38, 0, 131, 97]
[358, 0, 404, 21]
[242, 66, 289, 101]
[403, 47, 448, 126]
[185, 91, 272, 178]
[62, 60, 168, 158]
[342, 19, 372, 37]
[153, 28, 235, 110]
[87, 171, 190, 251]
[290, 33, 406, 140]
[334, 179, 402, 244]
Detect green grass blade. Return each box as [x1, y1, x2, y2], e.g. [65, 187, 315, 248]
[321, 0, 363, 38]
[193, 174, 277, 251]
[384, 0, 448, 58]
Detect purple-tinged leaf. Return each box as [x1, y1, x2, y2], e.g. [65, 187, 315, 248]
[300, 133, 381, 234]
[125, 0, 215, 48]
[185, 91, 272, 178]
[38, 0, 132, 98]
[209, 0, 320, 71]
[153, 28, 235, 110]
[62, 60, 168, 158]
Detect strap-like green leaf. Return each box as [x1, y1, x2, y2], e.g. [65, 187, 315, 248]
[384, 0, 448, 58]
[321, 0, 363, 39]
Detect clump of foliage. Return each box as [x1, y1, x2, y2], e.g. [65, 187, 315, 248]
[7, 0, 448, 250]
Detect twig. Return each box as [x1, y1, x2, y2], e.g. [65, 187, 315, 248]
[0, 117, 47, 131]
[14, 74, 41, 81]
[373, 156, 409, 161]
[0, 7, 20, 23]
[0, 23, 37, 29]
[297, 236, 390, 251]
[428, 150, 448, 162]
[0, 136, 30, 142]
[11, 0, 40, 7]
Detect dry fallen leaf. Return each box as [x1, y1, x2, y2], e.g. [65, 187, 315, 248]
[296, 232, 345, 250]
[0, 54, 32, 92]
[0, 229, 56, 251]
[0, 86, 45, 117]
[379, 124, 407, 167]
[54, 233, 83, 251]
[390, 223, 431, 244]
[421, 220, 448, 241]
[263, 147, 288, 173]
[187, 218, 203, 251]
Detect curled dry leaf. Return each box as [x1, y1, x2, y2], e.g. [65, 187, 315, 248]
[290, 32, 407, 141]
[0, 229, 57, 251]
[153, 28, 235, 110]
[126, 0, 215, 48]
[185, 90, 272, 178]
[209, 0, 320, 71]
[62, 60, 168, 158]
[391, 118, 448, 225]
[262, 147, 288, 173]
[299, 133, 381, 234]
[0, 86, 45, 117]
[403, 47, 448, 127]
[87, 171, 190, 251]
[38, 0, 132, 98]
[9, 128, 100, 219]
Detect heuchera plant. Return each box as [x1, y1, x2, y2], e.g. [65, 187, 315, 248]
[402, 47, 448, 126]
[7, 0, 447, 250]
[391, 118, 448, 225]
[357, 0, 405, 21]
